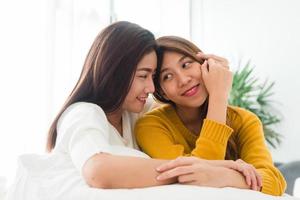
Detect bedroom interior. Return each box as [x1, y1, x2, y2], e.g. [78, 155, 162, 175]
[0, 0, 299, 199]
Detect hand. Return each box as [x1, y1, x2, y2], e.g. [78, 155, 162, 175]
[207, 159, 262, 191]
[156, 157, 262, 191]
[196, 52, 230, 69]
[230, 159, 262, 191]
[196, 52, 233, 100]
[201, 159, 262, 191]
[156, 157, 229, 188]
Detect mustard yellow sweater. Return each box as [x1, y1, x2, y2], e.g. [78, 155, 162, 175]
[135, 104, 286, 196]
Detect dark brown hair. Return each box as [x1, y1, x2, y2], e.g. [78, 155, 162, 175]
[46, 21, 157, 152]
[154, 36, 238, 160]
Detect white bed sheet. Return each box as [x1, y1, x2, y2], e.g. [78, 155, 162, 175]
[5, 154, 300, 200]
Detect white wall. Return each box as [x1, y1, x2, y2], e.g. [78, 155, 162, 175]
[0, 0, 48, 185]
[191, 0, 300, 162]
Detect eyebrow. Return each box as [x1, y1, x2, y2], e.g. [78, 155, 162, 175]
[178, 55, 187, 63]
[136, 67, 154, 72]
[160, 68, 169, 74]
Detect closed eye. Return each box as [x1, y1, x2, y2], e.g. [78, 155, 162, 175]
[138, 75, 147, 79]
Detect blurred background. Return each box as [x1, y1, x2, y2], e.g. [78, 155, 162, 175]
[0, 0, 299, 189]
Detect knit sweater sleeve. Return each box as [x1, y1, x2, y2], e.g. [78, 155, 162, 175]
[134, 108, 233, 160]
[235, 108, 286, 196]
[191, 119, 233, 159]
[135, 114, 187, 159]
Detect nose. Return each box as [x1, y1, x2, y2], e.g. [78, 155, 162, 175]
[177, 73, 192, 87]
[144, 77, 155, 94]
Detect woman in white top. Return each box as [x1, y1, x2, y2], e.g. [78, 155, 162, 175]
[44, 21, 176, 189]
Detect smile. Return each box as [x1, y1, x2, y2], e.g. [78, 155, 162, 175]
[137, 96, 147, 103]
[181, 84, 200, 97]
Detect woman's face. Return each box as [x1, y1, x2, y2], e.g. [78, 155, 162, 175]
[159, 51, 208, 108]
[122, 50, 157, 113]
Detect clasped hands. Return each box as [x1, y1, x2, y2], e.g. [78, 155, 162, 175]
[156, 156, 262, 191]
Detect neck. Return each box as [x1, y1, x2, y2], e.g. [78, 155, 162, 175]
[106, 109, 123, 136]
[175, 105, 205, 135]
[175, 105, 202, 125]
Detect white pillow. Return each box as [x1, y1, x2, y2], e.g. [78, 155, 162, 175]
[294, 177, 300, 198]
[6, 154, 300, 200]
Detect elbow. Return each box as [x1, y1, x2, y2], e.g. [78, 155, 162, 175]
[82, 153, 112, 189]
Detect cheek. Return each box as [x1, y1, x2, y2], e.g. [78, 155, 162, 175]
[127, 80, 139, 97]
[194, 66, 204, 83]
[193, 64, 202, 75]
[162, 84, 176, 98]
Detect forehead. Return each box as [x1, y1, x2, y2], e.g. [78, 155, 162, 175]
[136, 50, 157, 70]
[161, 51, 185, 69]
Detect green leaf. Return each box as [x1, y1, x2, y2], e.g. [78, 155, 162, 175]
[229, 61, 282, 148]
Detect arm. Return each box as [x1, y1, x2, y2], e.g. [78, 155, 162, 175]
[82, 153, 175, 189]
[155, 157, 251, 189]
[135, 114, 233, 160]
[235, 108, 286, 195]
[58, 103, 175, 189]
[156, 156, 261, 190]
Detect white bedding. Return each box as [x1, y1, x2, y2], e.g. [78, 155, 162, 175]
[5, 154, 300, 200]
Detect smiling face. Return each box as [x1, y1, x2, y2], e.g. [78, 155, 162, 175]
[122, 50, 157, 113]
[159, 51, 208, 108]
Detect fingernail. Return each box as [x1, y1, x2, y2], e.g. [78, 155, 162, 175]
[156, 176, 161, 180]
[156, 167, 161, 171]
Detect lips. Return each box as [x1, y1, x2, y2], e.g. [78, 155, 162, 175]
[136, 96, 148, 103]
[181, 84, 200, 97]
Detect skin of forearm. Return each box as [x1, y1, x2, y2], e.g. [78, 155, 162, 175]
[82, 153, 176, 189]
[206, 95, 228, 124]
[222, 167, 250, 189]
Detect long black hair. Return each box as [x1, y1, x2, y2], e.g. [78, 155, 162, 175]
[46, 21, 157, 152]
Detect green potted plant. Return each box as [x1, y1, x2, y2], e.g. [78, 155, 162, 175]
[229, 61, 282, 148]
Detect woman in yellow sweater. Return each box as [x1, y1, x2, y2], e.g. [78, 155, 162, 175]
[135, 36, 286, 196]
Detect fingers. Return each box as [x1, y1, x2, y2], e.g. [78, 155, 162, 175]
[249, 169, 258, 191]
[256, 171, 263, 188]
[196, 52, 229, 69]
[235, 159, 261, 191]
[196, 52, 228, 64]
[236, 159, 253, 186]
[177, 174, 196, 184]
[251, 165, 262, 189]
[156, 165, 194, 181]
[156, 156, 197, 172]
[201, 60, 209, 75]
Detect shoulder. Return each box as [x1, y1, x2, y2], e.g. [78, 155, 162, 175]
[136, 104, 174, 124]
[63, 102, 106, 117]
[135, 104, 176, 135]
[57, 102, 109, 131]
[228, 105, 260, 122]
[227, 105, 263, 134]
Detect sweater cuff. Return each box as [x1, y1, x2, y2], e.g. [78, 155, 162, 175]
[258, 169, 284, 196]
[199, 119, 233, 145]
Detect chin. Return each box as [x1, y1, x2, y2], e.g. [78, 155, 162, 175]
[128, 106, 144, 113]
[188, 98, 207, 108]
